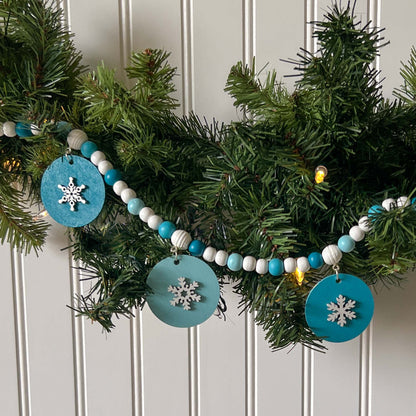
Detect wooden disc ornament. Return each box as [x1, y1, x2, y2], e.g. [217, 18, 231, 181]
[41, 155, 105, 227]
[146, 255, 220, 328]
[305, 273, 374, 343]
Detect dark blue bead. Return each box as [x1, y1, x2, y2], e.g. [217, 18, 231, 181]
[188, 240, 205, 256]
[15, 122, 33, 137]
[158, 221, 176, 239]
[104, 169, 122, 186]
[308, 252, 323, 268]
[81, 141, 98, 158]
[268, 258, 284, 276]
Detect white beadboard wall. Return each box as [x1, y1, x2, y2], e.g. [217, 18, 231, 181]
[1, 1, 416, 415]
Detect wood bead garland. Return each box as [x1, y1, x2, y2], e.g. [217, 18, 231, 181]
[113, 180, 128, 196]
[284, 257, 297, 273]
[3, 121, 16, 137]
[139, 207, 154, 222]
[296, 257, 310, 273]
[322, 245, 343, 265]
[255, 259, 268, 275]
[382, 198, 396, 211]
[397, 196, 410, 208]
[215, 250, 228, 267]
[90, 150, 106, 166]
[243, 256, 257, 272]
[147, 215, 163, 230]
[171, 229, 192, 250]
[98, 160, 113, 175]
[120, 188, 136, 203]
[349, 225, 365, 242]
[67, 129, 88, 150]
[202, 247, 217, 262]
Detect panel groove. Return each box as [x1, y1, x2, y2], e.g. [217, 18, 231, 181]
[367, 0, 381, 73]
[11, 247, 31, 416]
[181, 0, 195, 114]
[181, 2, 199, 415]
[118, 0, 133, 76]
[131, 310, 145, 416]
[301, 347, 314, 416]
[304, 0, 317, 55]
[242, 2, 257, 416]
[359, 323, 373, 416]
[69, 253, 88, 416]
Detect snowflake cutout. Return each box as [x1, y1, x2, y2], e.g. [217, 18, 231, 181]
[168, 277, 201, 311]
[327, 294, 357, 327]
[58, 176, 87, 211]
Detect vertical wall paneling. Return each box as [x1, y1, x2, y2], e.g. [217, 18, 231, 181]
[359, 324, 373, 416]
[304, 0, 317, 57]
[118, 0, 133, 76]
[242, 2, 257, 416]
[11, 248, 31, 416]
[69, 254, 88, 416]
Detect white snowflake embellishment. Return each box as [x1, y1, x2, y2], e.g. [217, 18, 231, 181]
[168, 277, 201, 311]
[58, 176, 87, 211]
[327, 294, 357, 327]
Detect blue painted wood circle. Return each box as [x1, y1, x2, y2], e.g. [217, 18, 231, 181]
[146, 255, 220, 328]
[305, 273, 374, 343]
[41, 155, 105, 227]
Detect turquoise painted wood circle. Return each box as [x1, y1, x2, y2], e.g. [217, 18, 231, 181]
[146, 255, 220, 328]
[41, 155, 105, 227]
[305, 273, 374, 343]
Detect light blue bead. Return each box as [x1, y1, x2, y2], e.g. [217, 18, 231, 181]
[268, 258, 284, 276]
[127, 198, 145, 215]
[15, 122, 33, 137]
[81, 141, 98, 158]
[368, 204, 383, 219]
[227, 253, 243, 271]
[189, 240, 206, 257]
[104, 169, 122, 186]
[308, 252, 324, 268]
[338, 235, 355, 253]
[158, 221, 176, 239]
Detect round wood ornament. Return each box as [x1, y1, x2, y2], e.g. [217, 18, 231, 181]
[41, 155, 105, 227]
[146, 255, 220, 328]
[305, 273, 374, 343]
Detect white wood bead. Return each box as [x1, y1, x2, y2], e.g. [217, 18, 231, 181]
[171, 229, 192, 250]
[0, 122, 3, 136]
[113, 180, 128, 196]
[349, 225, 365, 242]
[148, 215, 163, 230]
[397, 196, 410, 208]
[296, 257, 310, 273]
[322, 245, 342, 265]
[3, 121, 16, 137]
[67, 129, 88, 150]
[90, 150, 106, 166]
[120, 188, 136, 204]
[215, 250, 228, 267]
[202, 246, 217, 262]
[139, 207, 154, 223]
[243, 256, 257, 272]
[98, 160, 113, 175]
[382, 198, 396, 211]
[358, 216, 371, 232]
[284, 257, 297, 273]
[256, 259, 268, 275]
[31, 124, 42, 135]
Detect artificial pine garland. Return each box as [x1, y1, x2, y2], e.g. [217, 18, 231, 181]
[1, 0, 416, 350]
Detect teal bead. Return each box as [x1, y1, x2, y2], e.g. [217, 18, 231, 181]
[368, 205, 383, 219]
[227, 253, 243, 271]
[81, 141, 98, 158]
[188, 240, 206, 257]
[412, 197, 416, 206]
[308, 252, 324, 269]
[158, 221, 176, 239]
[338, 235, 355, 253]
[104, 169, 122, 186]
[268, 258, 284, 276]
[15, 122, 33, 137]
[127, 198, 145, 215]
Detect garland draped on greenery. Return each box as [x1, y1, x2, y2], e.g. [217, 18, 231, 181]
[2, 0, 416, 350]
